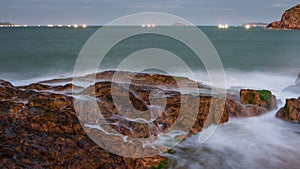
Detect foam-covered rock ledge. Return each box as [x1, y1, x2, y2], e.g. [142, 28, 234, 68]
[267, 4, 300, 30]
[0, 70, 278, 168]
[276, 97, 300, 123]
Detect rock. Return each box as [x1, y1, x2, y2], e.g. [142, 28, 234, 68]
[225, 89, 277, 118]
[267, 4, 300, 30]
[276, 97, 300, 123]
[0, 80, 14, 88]
[226, 95, 266, 118]
[0, 71, 278, 167]
[0, 78, 168, 168]
[0, 71, 226, 168]
[80, 72, 229, 138]
[240, 89, 277, 110]
[283, 73, 300, 94]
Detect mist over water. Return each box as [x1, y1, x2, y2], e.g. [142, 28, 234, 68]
[166, 110, 300, 169]
[167, 68, 300, 169]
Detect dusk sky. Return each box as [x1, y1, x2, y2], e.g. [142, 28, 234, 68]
[1, 0, 299, 25]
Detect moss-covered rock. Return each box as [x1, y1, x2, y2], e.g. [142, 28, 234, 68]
[276, 97, 300, 123]
[240, 89, 277, 111]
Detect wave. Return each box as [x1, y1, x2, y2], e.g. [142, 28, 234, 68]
[1, 68, 299, 98]
[169, 68, 299, 99]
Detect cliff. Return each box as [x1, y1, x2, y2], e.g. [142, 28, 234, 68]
[267, 4, 300, 30]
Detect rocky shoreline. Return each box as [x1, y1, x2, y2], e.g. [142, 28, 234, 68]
[1, 70, 298, 168]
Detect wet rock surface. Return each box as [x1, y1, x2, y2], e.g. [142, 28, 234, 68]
[276, 97, 300, 123]
[226, 89, 277, 118]
[0, 70, 277, 168]
[0, 80, 167, 168]
[267, 4, 300, 30]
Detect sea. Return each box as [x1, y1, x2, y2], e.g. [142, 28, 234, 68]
[0, 26, 300, 168]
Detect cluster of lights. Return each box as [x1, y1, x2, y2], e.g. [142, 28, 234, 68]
[0, 25, 28, 28]
[0, 24, 88, 28]
[142, 24, 156, 28]
[45, 24, 87, 28]
[218, 24, 229, 29]
[244, 24, 251, 30]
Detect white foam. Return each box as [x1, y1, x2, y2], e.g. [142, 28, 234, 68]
[165, 110, 300, 168]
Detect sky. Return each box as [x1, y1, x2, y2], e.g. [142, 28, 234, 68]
[0, 0, 299, 25]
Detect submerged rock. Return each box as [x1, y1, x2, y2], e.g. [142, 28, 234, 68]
[276, 97, 300, 123]
[267, 4, 300, 30]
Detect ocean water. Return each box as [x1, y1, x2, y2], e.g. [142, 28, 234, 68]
[1, 26, 300, 168]
[0, 26, 299, 84]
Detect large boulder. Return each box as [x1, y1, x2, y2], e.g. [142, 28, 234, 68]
[276, 97, 300, 123]
[267, 4, 300, 30]
[240, 89, 277, 111]
[226, 89, 277, 118]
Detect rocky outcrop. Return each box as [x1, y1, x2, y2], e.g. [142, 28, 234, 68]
[276, 97, 300, 122]
[0, 70, 278, 168]
[1, 80, 170, 168]
[226, 89, 277, 118]
[0, 71, 227, 168]
[283, 73, 300, 94]
[267, 4, 300, 30]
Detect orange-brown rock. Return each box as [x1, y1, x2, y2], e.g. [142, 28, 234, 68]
[0, 79, 168, 168]
[0, 70, 277, 168]
[0, 70, 227, 168]
[226, 89, 277, 118]
[267, 4, 300, 30]
[276, 97, 300, 122]
[81, 80, 228, 138]
[240, 89, 277, 110]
